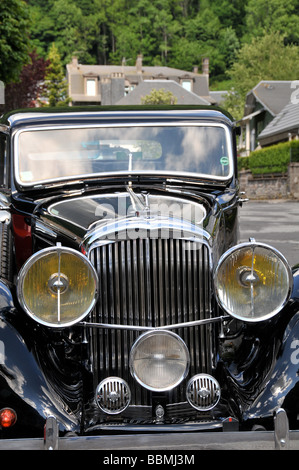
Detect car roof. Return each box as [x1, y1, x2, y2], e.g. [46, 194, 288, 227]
[1, 105, 235, 130]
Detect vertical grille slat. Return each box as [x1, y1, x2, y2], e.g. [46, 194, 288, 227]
[90, 237, 212, 406]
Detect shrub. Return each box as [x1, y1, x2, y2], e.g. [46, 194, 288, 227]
[290, 140, 299, 162]
[238, 156, 250, 171]
[248, 141, 299, 175]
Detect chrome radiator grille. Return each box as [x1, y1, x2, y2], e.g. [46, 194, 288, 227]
[89, 237, 212, 405]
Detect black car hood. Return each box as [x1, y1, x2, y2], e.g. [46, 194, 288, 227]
[33, 188, 233, 261]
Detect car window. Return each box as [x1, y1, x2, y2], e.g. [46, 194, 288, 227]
[15, 124, 232, 186]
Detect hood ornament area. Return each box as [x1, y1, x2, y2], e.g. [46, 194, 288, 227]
[126, 185, 151, 219]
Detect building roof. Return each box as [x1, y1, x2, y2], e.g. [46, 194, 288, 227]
[66, 56, 215, 105]
[67, 61, 208, 89]
[116, 80, 212, 105]
[2, 106, 234, 128]
[258, 100, 299, 145]
[209, 90, 228, 106]
[244, 81, 294, 117]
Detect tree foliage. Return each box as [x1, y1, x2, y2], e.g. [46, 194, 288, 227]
[141, 88, 178, 104]
[43, 43, 71, 107]
[1, 0, 299, 114]
[4, 51, 49, 111]
[222, 31, 299, 120]
[26, 0, 247, 77]
[0, 0, 31, 83]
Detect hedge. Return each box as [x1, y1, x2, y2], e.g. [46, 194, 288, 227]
[238, 140, 299, 175]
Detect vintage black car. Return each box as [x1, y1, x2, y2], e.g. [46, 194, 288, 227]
[0, 105, 298, 450]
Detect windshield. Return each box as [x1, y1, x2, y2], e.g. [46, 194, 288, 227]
[15, 124, 233, 186]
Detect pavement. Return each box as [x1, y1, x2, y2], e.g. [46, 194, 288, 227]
[239, 199, 299, 267]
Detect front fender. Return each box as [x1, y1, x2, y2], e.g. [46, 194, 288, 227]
[242, 310, 299, 428]
[291, 265, 299, 301]
[0, 281, 80, 438]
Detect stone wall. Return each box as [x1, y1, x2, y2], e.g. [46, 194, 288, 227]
[239, 163, 299, 199]
[288, 163, 299, 199]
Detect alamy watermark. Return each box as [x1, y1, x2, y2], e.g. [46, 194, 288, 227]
[291, 81, 299, 104]
[0, 340, 4, 364]
[93, 198, 204, 242]
[290, 340, 299, 364]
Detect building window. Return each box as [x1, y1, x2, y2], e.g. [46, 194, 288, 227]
[124, 84, 135, 95]
[181, 80, 192, 92]
[86, 78, 97, 96]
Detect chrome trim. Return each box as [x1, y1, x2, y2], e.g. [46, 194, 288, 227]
[82, 215, 212, 256]
[214, 240, 293, 322]
[0, 125, 9, 135]
[0, 194, 10, 224]
[35, 220, 58, 240]
[87, 222, 213, 404]
[186, 374, 221, 411]
[17, 245, 99, 328]
[44, 416, 59, 450]
[0, 210, 10, 224]
[274, 408, 290, 450]
[80, 315, 230, 331]
[0, 193, 10, 211]
[13, 122, 234, 188]
[95, 377, 131, 415]
[3, 416, 299, 450]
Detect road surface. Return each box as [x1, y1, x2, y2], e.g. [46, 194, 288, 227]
[239, 200, 299, 266]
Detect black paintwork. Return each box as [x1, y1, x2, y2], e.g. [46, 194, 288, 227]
[0, 106, 299, 439]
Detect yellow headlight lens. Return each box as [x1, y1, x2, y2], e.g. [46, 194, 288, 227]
[214, 242, 292, 321]
[17, 246, 98, 327]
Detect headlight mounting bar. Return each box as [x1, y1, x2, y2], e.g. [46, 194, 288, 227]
[80, 315, 231, 332]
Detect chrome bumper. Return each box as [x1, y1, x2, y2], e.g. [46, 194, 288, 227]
[0, 409, 298, 450]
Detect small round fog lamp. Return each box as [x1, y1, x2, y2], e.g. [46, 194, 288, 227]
[129, 330, 189, 391]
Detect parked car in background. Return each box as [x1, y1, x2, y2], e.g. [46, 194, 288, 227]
[0, 106, 298, 449]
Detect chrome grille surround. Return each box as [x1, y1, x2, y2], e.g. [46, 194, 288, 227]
[186, 374, 221, 411]
[96, 377, 131, 414]
[85, 217, 213, 408]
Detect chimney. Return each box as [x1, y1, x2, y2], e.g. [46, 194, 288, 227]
[71, 56, 79, 69]
[202, 57, 209, 75]
[136, 54, 143, 74]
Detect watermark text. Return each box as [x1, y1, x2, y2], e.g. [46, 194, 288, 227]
[0, 340, 4, 364]
[291, 81, 299, 104]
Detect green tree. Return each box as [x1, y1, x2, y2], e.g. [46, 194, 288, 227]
[23, 0, 299, 90]
[109, 0, 182, 66]
[0, 0, 31, 83]
[27, 3, 56, 59]
[222, 31, 299, 120]
[48, 0, 86, 64]
[4, 51, 49, 111]
[44, 43, 71, 107]
[28, 0, 106, 65]
[244, 0, 299, 44]
[169, 5, 240, 80]
[141, 88, 177, 104]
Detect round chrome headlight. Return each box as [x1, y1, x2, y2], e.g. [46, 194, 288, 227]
[17, 246, 98, 327]
[129, 330, 189, 391]
[214, 241, 292, 322]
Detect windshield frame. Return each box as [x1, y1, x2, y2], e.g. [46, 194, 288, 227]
[13, 122, 234, 189]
